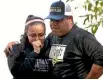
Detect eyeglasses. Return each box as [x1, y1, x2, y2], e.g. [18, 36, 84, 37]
[27, 32, 45, 39]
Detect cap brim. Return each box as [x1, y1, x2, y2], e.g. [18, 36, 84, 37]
[45, 15, 65, 20]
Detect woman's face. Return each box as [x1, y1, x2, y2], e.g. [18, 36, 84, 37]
[26, 23, 45, 47]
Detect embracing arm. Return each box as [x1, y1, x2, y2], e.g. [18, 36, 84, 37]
[7, 44, 38, 78]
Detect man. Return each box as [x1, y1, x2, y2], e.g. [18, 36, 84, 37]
[4, 0, 103, 79]
[45, 0, 103, 79]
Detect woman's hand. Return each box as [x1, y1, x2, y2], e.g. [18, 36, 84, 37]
[32, 40, 43, 54]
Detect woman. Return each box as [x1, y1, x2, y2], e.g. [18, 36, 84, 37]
[7, 15, 52, 79]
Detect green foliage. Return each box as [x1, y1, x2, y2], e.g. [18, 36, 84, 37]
[66, 0, 103, 35]
[66, 0, 74, 2]
[82, 0, 103, 34]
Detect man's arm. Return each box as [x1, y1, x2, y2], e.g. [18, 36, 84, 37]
[4, 41, 19, 56]
[86, 64, 103, 79]
[7, 44, 39, 78]
[81, 33, 103, 79]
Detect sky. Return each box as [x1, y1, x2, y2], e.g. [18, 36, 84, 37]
[0, 0, 103, 79]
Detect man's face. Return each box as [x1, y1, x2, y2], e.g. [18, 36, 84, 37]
[50, 17, 69, 37]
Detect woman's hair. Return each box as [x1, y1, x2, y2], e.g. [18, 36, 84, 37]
[20, 15, 46, 50]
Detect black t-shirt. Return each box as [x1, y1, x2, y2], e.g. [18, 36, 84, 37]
[46, 24, 103, 79]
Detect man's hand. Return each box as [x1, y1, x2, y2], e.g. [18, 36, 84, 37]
[4, 41, 19, 57]
[32, 40, 42, 54]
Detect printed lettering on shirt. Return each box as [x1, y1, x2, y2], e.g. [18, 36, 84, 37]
[49, 44, 67, 65]
[33, 59, 49, 72]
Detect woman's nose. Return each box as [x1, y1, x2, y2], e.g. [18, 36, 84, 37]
[35, 36, 39, 41]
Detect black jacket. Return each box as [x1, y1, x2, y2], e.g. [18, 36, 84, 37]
[7, 42, 52, 79]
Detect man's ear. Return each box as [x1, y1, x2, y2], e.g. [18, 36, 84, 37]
[66, 16, 73, 24]
[67, 18, 72, 24]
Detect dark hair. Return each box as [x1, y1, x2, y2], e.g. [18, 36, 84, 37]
[20, 15, 46, 50]
[25, 15, 45, 30]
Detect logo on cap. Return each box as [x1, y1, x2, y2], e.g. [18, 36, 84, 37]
[50, 7, 62, 12]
